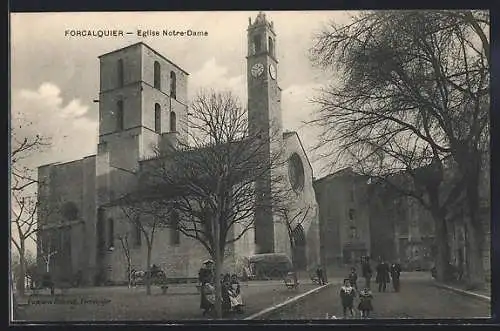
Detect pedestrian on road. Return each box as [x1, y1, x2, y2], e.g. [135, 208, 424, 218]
[358, 287, 374, 319]
[390, 262, 402, 292]
[361, 256, 372, 289]
[316, 266, 326, 285]
[376, 258, 390, 293]
[340, 279, 356, 319]
[348, 267, 358, 290]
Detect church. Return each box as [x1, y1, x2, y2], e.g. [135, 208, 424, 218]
[36, 12, 321, 285]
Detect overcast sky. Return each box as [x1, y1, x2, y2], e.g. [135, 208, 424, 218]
[11, 11, 358, 184]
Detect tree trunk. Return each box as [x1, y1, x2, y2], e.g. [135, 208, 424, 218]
[146, 244, 152, 295]
[127, 259, 132, 289]
[214, 250, 223, 319]
[17, 244, 26, 297]
[434, 216, 450, 282]
[464, 216, 485, 289]
[463, 160, 485, 289]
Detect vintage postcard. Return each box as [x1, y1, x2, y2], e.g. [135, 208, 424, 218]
[10, 10, 491, 322]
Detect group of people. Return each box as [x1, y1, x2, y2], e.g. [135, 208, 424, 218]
[360, 257, 402, 293]
[198, 259, 244, 317]
[340, 278, 374, 319]
[338, 257, 403, 319]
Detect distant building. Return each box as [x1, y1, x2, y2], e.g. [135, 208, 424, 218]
[313, 168, 371, 266]
[314, 168, 435, 270]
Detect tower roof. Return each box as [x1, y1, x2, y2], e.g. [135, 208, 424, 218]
[248, 11, 275, 33]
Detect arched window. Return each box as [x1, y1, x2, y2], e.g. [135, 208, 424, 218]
[108, 218, 114, 249]
[170, 111, 177, 132]
[117, 59, 124, 87]
[116, 100, 124, 131]
[154, 61, 161, 89]
[170, 71, 177, 99]
[268, 37, 274, 57]
[170, 211, 180, 245]
[154, 103, 161, 133]
[253, 35, 262, 53]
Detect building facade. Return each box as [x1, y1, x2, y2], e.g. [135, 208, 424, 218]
[314, 169, 435, 270]
[313, 168, 371, 266]
[37, 12, 320, 286]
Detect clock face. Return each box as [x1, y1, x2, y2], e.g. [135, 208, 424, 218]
[269, 64, 277, 80]
[251, 63, 264, 78]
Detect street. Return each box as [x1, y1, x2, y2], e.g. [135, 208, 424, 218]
[260, 272, 491, 320]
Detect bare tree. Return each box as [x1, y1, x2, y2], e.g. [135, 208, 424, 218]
[11, 194, 38, 296]
[276, 202, 311, 282]
[10, 117, 51, 296]
[37, 230, 59, 274]
[11, 131, 49, 192]
[116, 233, 133, 288]
[309, 10, 489, 285]
[121, 90, 285, 318]
[112, 200, 164, 295]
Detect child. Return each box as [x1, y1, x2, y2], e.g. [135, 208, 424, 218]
[358, 288, 373, 319]
[340, 279, 356, 319]
[348, 267, 358, 290]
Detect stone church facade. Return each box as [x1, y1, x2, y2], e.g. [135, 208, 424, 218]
[36, 12, 320, 286]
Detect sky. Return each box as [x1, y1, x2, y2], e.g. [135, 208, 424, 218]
[10, 11, 356, 254]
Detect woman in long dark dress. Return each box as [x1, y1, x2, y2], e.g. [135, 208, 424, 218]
[200, 282, 215, 316]
[199, 261, 215, 316]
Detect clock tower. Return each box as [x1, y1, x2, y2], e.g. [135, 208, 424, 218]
[247, 12, 283, 254]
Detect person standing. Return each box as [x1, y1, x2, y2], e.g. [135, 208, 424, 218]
[229, 274, 244, 314]
[221, 274, 232, 316]
[340, 279, 356, 319]
[199, 260, 215, 317]
[361, 256, 373, 289]
[376, 259, 390, 292]
[316, 265, 326, 285]
[348, 267, 358, 290]
[390, 261, 402, 292]
[358, 287, 374, 319]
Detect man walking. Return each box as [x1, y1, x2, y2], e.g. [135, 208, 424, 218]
[361, 256, 373, 289]
[376, 258, 390, 292]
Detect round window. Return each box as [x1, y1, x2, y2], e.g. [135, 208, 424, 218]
[288, 153, 305, 192]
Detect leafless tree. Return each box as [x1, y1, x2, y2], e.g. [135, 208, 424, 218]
[113, 200, 163, 295]
[10, 117, 51, 296]
[11, 194, 38, 296]
[120, 90, 286, 318]
[37, 230, 59, 274]
[116, 233, 133, 288]
[11, 132, 49, 192]
[309, 10, 489, 285]
[275, 201, 311, 282]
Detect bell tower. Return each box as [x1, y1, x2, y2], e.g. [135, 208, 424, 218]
[247, 12, 283, 254]
[247, 12, 282, 140]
